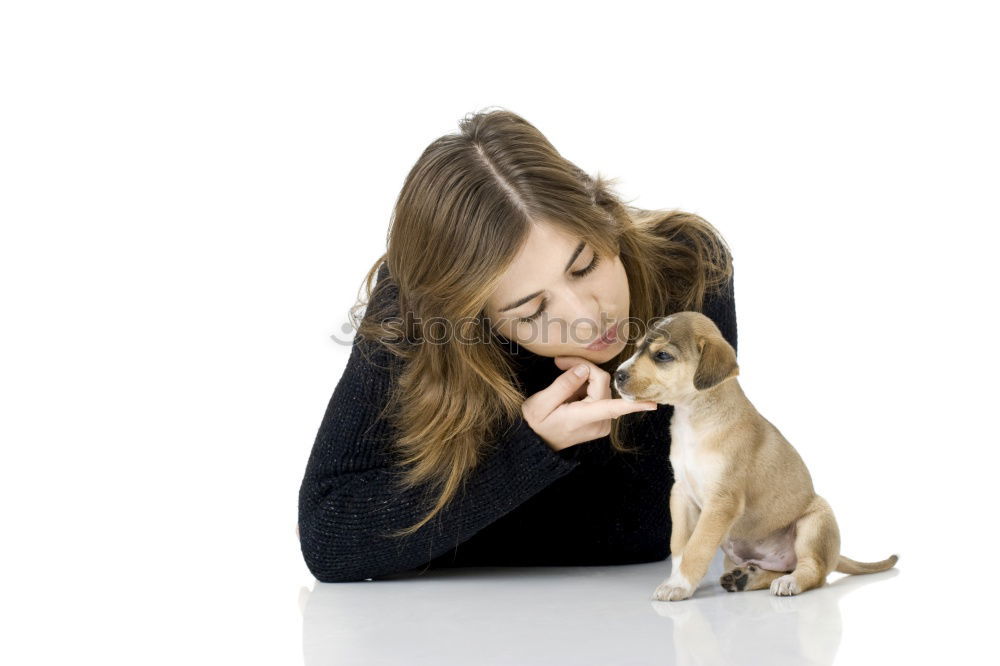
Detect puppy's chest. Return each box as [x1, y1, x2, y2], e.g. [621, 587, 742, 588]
[669, 413, 724, 509]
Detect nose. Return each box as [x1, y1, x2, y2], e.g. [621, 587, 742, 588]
[614, 368, 629, 385]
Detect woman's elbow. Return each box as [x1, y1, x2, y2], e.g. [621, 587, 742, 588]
[298, 521, 386, 583]
[299, 532, 363, 583]
[309, 562, 371, 584]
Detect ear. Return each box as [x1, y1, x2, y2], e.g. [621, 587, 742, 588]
[693, 334, 739, 390]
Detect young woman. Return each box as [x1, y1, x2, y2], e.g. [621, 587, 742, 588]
[297, 108, 737, 583]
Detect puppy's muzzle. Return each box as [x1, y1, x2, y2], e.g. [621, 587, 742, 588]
[613, 368, 633, 397]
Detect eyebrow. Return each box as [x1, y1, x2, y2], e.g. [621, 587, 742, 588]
[498, 240, 587, 313]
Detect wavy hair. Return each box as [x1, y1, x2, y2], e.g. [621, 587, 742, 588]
[349, 107, 733, 538]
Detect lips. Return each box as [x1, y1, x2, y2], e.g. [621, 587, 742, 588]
[587, 322, 619, 350]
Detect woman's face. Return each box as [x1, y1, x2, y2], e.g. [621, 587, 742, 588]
[484, 221, 630, 363]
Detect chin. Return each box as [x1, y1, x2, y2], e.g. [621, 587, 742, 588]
[619, 389, 661, 404]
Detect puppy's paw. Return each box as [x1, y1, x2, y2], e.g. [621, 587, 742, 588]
[653, 576, 695, 601]
[719, 564, 764, 592]
[720, 564, 758, 592]
[770, 574, 801, 596]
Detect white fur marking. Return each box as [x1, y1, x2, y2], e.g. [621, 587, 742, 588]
[616, 355, 638, 400]
[653, 554, 695, 601]
[669, 405, 726, 511]
[770, 574, 801, 596]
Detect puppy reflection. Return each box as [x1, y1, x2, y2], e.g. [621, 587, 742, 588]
[614, 312, 898, 601]
[648, 548, 891, 666]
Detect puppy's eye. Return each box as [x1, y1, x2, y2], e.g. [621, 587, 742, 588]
[654, 350, 674, 362]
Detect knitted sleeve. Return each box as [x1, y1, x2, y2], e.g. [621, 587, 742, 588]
[297, 295, 580, 583]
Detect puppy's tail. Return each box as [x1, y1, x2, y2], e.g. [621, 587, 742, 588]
[834, 553, 899, 575]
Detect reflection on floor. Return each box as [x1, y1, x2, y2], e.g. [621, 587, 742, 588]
[299, 548, 899, 666]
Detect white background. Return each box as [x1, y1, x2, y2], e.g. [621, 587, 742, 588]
[2, 1, 997, 663]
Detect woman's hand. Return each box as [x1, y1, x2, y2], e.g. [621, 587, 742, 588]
[521, 356, 659, 452]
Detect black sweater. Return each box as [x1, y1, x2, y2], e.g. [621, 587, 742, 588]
[298, 262, 738, 583]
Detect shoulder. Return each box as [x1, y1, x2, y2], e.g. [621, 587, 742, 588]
[353, 260, 405, 365]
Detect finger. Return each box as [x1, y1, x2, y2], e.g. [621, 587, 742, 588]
[533, 365, 591, 417]
[568, 397, 659, 422]
[554, 356, 611, 401]
[584, 366, 612, 402]
[553, 356, 611, 390]
[567, 381, 588, 403]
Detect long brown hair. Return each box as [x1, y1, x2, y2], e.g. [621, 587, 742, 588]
[349, 107, 733, 538]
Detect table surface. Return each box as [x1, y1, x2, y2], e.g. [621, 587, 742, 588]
[297, 547, 969, 666]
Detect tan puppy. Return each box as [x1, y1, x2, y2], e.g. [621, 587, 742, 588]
[613, 312, 898, 600]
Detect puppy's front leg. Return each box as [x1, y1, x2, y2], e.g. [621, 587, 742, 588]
[654, 493, 744, 601]
[668, 483, 700, 557]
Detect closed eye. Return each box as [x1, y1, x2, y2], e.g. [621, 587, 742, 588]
[518, 252, 602, 323]
[571, 252, 601, 279]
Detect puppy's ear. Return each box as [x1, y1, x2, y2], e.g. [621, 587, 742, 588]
[693, 335, 739, 390]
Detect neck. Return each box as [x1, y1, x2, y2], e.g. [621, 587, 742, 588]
[673, 378, 747, 428]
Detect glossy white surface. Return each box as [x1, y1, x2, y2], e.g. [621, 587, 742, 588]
[298, 549, 953, 666]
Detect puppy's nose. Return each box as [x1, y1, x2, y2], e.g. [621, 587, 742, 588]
[614, 369, 629, 385]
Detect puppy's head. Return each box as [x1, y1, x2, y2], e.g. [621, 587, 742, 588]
[613, 311, 738, 405]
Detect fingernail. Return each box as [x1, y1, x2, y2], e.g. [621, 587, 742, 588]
[644, 404, 658, 410]
[574, 365, 589, 377]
